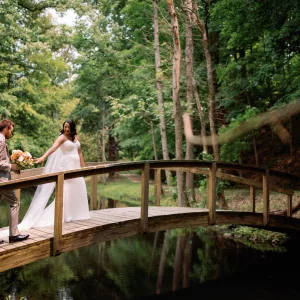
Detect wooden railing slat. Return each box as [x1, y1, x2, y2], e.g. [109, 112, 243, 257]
[263, 170, 270, 226]
[90, 175, 97, 210]
[250, 186, 255, 213]
[141, 163, 149, 233]
[53, 173, 64, 256]
[154, 168, 161, 206]
[208, 162, 217, 225]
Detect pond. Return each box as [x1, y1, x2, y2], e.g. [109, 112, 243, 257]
[0, 189, 300, 299]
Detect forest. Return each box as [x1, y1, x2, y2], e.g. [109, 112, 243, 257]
[1, 0, 300, 205]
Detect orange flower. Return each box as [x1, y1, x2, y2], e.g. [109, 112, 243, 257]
[11, 150, 35, 170]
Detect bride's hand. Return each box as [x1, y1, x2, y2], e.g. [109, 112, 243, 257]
[34, 157, 44, 164]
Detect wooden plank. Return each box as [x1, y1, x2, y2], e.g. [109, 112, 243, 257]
[154, 168, 161, 206]
[287, 195, 292, 217]
[0, 207, 300, 273]
[208, 162, 217, 225]
[164, 167, 293, 195]
[263, 170, 270, 226]
[141, 163, 149, 232]
[250, 186, 255, 213]
[53, 173, 64, 256]
[0, 240, 51, 272]
[90, 175, 97, 210]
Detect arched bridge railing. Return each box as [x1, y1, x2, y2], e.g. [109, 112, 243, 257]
[2, 160, 300, 256]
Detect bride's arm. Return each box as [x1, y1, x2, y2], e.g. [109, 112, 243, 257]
[35, 135, 66, 164]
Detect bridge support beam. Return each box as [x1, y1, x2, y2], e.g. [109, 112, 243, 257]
[154, 168, 161, 206]
[53, 173, 64, 256]
[263, 169, 270, 226]
[208, 162, 217, 225]
[141, 163, 149, 233]
[250, 186, 255, 213]
[90, 174, 97, 210]
[287, 195, 292, 217]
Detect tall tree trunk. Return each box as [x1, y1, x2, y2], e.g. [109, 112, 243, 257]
[167, 0, 186, 207]
[150, 120, 158, 160]
[253, 136, 259, 166]
[193, 78, 208, 153]
[96, 131, 101, 162]
[184, 0, 195, 204]
[153, 0, 172, 187]
[193, 2, 226, 207]
[101, 105, 106, 162]
[193, 1, 220, 160]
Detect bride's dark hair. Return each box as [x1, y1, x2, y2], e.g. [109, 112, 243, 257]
[60, 119, 77, 141]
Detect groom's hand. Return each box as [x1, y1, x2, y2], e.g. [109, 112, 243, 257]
[11, 163, 20, 174]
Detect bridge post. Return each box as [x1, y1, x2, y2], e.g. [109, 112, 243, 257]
[53, 173, 64, 256]
[154, 169, 161, 206]
[141, 162, 149, 233]
[208, 162, 217, 225]
[90, 174, 97, 210]
[250, 186, 255, 213]
[263, 169, 270, 226]
[287, 195, 292, 217]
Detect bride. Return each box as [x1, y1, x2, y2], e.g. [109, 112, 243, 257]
[18, 119, 90, 230]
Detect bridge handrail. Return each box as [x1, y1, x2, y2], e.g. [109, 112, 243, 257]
[1, 160, 299, 255]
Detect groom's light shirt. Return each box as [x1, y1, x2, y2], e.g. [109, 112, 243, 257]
[0, 133, 11, 172]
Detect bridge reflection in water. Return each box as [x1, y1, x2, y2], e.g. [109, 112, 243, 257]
[0, 160, 299, 272]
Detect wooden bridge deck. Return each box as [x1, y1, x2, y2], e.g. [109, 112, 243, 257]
[0, 207, 206, 272]
[1, 206, 300, 273]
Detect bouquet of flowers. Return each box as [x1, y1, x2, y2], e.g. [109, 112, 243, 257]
[10, 150, 35, 170]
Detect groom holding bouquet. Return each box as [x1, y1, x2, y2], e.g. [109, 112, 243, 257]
[0, 119, 29, 243]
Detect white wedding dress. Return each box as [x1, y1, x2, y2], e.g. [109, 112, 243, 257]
[0, 140, 90, 240]
[19, 140, 90, 229]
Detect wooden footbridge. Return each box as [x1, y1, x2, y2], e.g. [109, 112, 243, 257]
[0, 160, 299, 273]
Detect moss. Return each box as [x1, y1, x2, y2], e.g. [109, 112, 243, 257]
[210, 225, 290, 252]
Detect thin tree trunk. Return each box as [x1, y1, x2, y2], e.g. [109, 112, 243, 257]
[184, 0, 195, 204]
[153, 0, 172, 187]
[150, 120, 158, 160]
[193, 1, 220, 160]
[167, 0, 186, 207]
[193, 78, 208, 153]
[193, 2, 225, 207]
[253, 135, 259, 166]
[289, 117, 293, 158]
[96, 131, 101, 162]
[101, 107, 106, 162]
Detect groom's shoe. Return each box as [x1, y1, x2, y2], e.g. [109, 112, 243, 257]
[9, 234, 29, 243]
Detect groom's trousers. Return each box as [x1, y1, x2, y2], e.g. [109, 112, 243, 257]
[0, 174, 20, 236]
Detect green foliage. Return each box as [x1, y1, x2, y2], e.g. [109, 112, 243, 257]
[220, 107, 260, 162]
[213, 225, 289, 252]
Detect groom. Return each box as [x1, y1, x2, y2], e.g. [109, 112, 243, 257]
[0, 119, 29, 243]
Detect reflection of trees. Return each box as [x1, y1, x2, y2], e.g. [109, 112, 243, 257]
[0, 226, 275, 299]
[155, 227, 252, 293]
[183, 233, 194, 288]
[156, 230, 169, 294]
[172, 234, 188, 290]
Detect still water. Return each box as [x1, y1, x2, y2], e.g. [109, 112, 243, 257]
[0, 191, 300, 299]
